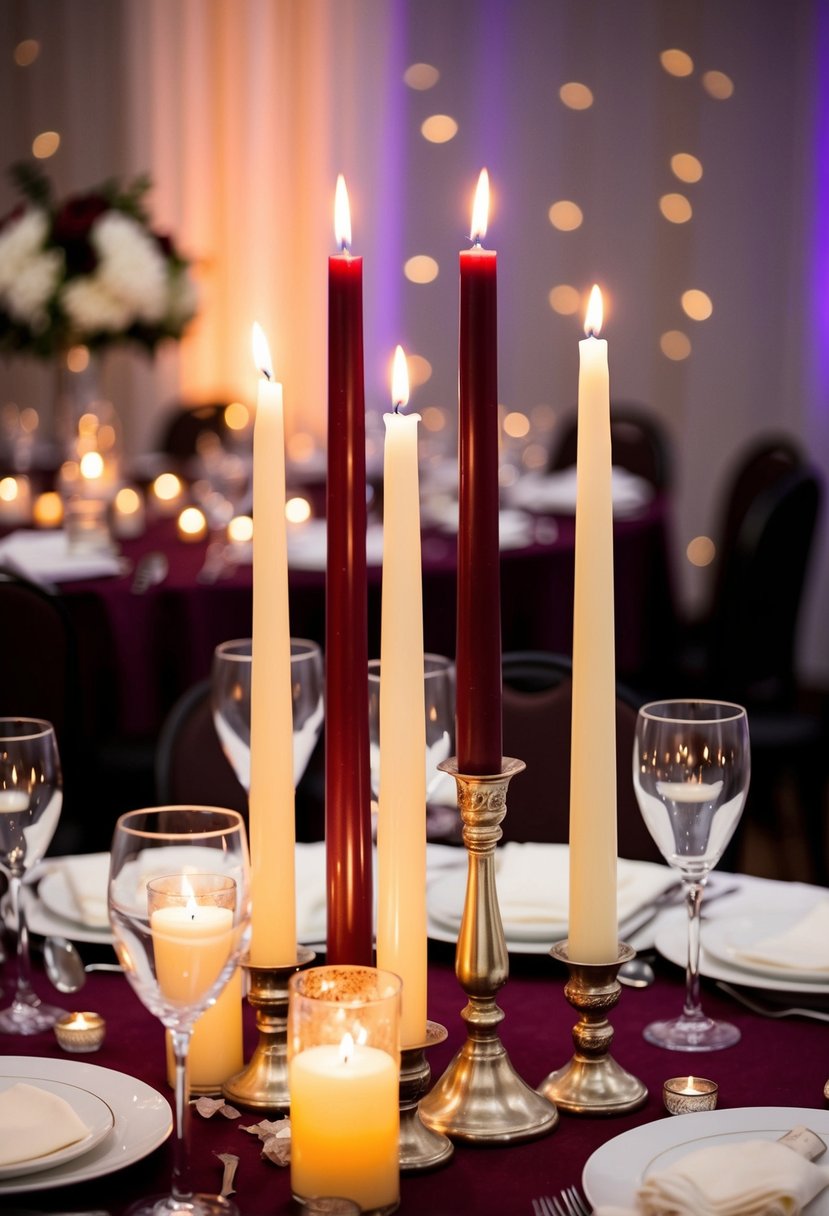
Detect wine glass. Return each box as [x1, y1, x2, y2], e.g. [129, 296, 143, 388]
[632, 699, 750, 1051]
[368, 654, 456, 840]
[108, 805, 251, 1216]
[211, 638, 324, 792]
[0, 717, 64, 1034]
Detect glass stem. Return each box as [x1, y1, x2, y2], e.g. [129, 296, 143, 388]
[8, 870, 38, 1008]
[683, 880, 705, 1019]
[170, 1028, 195, 1204]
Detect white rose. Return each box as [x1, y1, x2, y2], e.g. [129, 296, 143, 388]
[4, 248, 63, 328]
[61, 275, 134, 334]
[92, 211, 167, 324]
[0, 208, 50, 294]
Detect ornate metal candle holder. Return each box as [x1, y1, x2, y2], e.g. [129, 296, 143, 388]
[537, 941, 647, 1115]
[419, 758, 558, 1143]
[222, 946, 315, 1111]
[399, 1020, 453, 1171]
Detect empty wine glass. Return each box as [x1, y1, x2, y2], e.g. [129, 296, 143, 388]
[633, 699, 750, 1050]
[211, 638, 324, 792]
[0, 717, 64, 1034]
[368, 654, 456, 840]
[108, 806, 251, 1216]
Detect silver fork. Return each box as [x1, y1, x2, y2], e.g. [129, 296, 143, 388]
[716, 980, 829, 1022]
[532, 1188, 592, 1216]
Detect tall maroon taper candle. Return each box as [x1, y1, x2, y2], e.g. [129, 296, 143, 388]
[325, 174, 373, 963]
[456, 168, 503, 775]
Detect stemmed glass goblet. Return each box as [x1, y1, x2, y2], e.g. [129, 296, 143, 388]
[108, 805, 251, 1216]
[211, 637, 324, 792]
[633, 699, 750, 1050]
[0, 716, 64, 1034]
[368, 654, 456, 841]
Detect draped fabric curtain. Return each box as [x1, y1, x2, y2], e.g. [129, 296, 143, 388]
[1, 0, 828, 677]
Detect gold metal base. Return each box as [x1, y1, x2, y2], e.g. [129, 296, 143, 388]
[537, 942, 648, 1116]
[399, 1021, 454, 1171]
[221, 946, 315, 1111]
[418, 758, 558, 1144]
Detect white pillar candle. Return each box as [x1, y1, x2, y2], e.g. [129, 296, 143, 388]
[289, 1035, 399, 1211]
[376, 346, 427, 1048]
[151, 900, 234, 1006]
[568, 285, 618, 964]
[249, 323, 296, 966]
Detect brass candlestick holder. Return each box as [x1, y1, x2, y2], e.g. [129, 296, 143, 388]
[399, 1020, 453, 1171]
[537, 941, 647, 1115]
[222, 945, 315, 1111]
[419, 757, 558, 1143]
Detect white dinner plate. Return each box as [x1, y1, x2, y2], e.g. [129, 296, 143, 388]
[656, 896, 829, 996]
[702, 910, 829, 984]
[38, 853, 110, 931]
[428, 866, 567, 943]
[0, 1075, 114, 1179]
[0, 1057, 172, 1195]
[583, 1106, 829, 1212]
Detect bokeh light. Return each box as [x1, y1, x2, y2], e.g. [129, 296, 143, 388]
[404, 63, 439, 90]
[670, 153, 703, 183]
[66, 345, 90, 373]
[681, 289, 713, 321]
[660, 49, 694, 77]
[687, 535, 716, 566]
[407, 354, 432, 388]
[503, 411, 530, 439]
[32, 131, 60, 159]
[659, 193, 693, 223]
[422, 407, 447, 432]
[421, 115, 458, 143]
[548, 201, 583, 231]
[660, 330, 692, 361]
[548, 284, 581, 315]
[285, 497, 312, 524]
[14, 39, 40, 67]
[224, 401, 250, 431]
[559, 82, 594, 110]
[702, 70, 734, 99]
[404, 255, 439, 284]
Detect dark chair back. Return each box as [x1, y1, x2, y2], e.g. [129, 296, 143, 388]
[155, 402, 231, 460]
[549, 402, 672, 490]
[501, 651, 663, 863]
[155, 680, 248, 816]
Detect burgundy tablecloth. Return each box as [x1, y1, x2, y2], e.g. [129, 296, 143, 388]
[4, 947, 826, 1215]
[58, 499, 675, 742]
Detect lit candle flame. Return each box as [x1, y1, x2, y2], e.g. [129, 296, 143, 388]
[584, 284, 603, 337]
[334, 174, 352, 252]
[252, 322, 274, 381]
[391, 345, 409, 412]
[339, 1031, 355, 1064]
[470, 168, 489, 244]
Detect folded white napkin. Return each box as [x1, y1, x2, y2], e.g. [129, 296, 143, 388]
[506, 466, 653, 517]
[0, 529, 122, 584]
[492, 842, 674, 927]
[62, 852, 111, 929]
[0, 1082, 91, 1166]
[287, 521, 385, 570]
[731, 899, 829, 973]
[595, 1138, 829, 1216]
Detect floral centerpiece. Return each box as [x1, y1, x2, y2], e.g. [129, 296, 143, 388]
[0, 162, 198, 359]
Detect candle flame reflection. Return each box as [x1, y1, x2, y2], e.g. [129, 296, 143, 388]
[584, 284, 603, 337]
[252, 322, 274, 381]
[391, 344, 409, 411]
[334, 174, 352, 252]
[470, 168, 489, 244]
[339, 1031, 355, 1064]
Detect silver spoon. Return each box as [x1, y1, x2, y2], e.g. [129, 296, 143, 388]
[130, 550, 169, 594]
[43, 935, 122, 994]
[618, 955, 656, 988]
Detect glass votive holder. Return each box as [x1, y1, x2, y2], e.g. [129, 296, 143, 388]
[288, 965, 402, 1216]
[663, 1075, 719, 1115]
[64, 496, 115, 555]
[54, 1011, 106, 1053]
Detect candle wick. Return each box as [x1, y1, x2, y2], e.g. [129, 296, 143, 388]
[393, 401, 401, 414]
[340, 239, 350, 256]
[261, 368, 272, 382]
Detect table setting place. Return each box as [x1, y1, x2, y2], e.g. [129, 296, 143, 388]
[1, 174, 828, 1216]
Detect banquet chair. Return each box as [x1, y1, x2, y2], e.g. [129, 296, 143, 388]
[154, 401, 232, 461]
[154, 680, 248, 816]
[0, 568, 86, 853]
[548, 401, 672, 490]
[500, 650, 663, 864]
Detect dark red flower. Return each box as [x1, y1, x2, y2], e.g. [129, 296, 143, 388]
[52, 192, 110, 276]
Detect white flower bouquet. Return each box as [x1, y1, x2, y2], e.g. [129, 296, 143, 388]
[0, 162, 198, 358]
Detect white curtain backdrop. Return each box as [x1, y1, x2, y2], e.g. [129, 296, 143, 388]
[1, 0, 828, 678]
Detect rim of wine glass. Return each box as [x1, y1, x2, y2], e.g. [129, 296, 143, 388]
[214, 637, 321, 661]
[367, 653, 455, 682]
[115, 805, 247, 840]
[0, 715, 56, 741]
[638, 698, 747, 725]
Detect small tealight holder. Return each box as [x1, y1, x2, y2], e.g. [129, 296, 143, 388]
[287, 965, 402, 1216]
[663, 1075, 719, 1115]
[54, 1011, 106, 1053]
[64, 496, 115, 555]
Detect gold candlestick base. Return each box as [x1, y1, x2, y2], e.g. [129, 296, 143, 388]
[419, 758, 558, 1144]
[399, 1021, 453, 1172]
[537, 941, 648, 1116]
[222, 946, 315, 1111]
